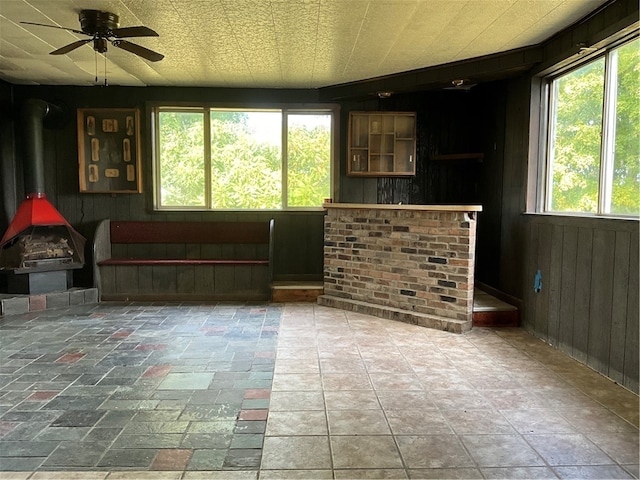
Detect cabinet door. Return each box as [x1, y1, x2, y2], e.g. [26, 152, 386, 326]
[394, 115, 416, 174]
[349, 114, 369, 173]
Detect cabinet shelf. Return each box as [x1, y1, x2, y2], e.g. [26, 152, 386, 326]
[348, 112, 417, 177]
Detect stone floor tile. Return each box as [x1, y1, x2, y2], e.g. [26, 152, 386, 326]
[42, 442, 106, 468]
[324, 389, 380, 410]
[150, 448, 193, 471]
[185, 449, 226, 470]
[557, 406, 637, 433]
[230, 433, 264, 449]
[266, 410, 328, 436]
[322, 373, 373, 390]
[223, 448, 262, 469]
[461, 434, 546, 467]
[50, 411, 105, 428]
[334, 469, 408, 479]
[441, 409, 516, 435]
[0, 457, 44, 471]
[235, 420, 266, 434]
[396, 435, 475, 469]
[181, 432, 233, 449]
[97, 449, 157, 468]
[586, 432, 639, 465]
[368, 373, 423, 391]
[30, 472, 108, 479]
[525, 433, 615, 466]
[552, 465, 634, 479]
[327, 409, 391, 435]
[480, 466, 558, 479]
[407, 468, 482, 479]
[500, 408, 576, 434]
[262, 436, 331, 470]
[268, 391, 325, 411]
[107, 472, 183, 479]
[157, 373, 214, 390]
[0, 441, 59, 458]
[184, 471, 258, 479]
[376, 390, 437, 410]
[271, 373, 322, 391]
[331, 435, 403, 469]
[260, 470, 334, 479]
[36, 426, 91, 441]
[386, 409, 453, 435]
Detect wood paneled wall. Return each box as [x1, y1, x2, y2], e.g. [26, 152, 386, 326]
[523, 214, 639, 392]
[3, 85, 325, 286]
[338, 86, 509, 290]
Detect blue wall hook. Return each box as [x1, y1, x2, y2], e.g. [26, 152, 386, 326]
[534, 269, 542, 293]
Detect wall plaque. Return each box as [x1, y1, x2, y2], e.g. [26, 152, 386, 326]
[77, 108, 142, 193]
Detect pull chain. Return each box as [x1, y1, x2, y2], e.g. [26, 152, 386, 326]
[104, 50, 108, 86]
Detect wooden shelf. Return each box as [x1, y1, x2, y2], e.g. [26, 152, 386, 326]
[348, 112, 417, 176]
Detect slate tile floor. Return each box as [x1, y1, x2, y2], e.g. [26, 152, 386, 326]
[0, 301, 638, 479]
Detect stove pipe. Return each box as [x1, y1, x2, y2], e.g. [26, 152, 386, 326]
[20, 99, 64, 195]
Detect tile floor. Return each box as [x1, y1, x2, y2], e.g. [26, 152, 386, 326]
[0, 301, 638, 479]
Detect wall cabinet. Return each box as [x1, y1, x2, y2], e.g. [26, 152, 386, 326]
[348, 112, 416, 176]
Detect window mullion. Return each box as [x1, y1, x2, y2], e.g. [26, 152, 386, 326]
[282, 110, 288, 210]
[204, 109, 212, 210]
[599, 50, 619, 215]
[544, 81, 559, 212]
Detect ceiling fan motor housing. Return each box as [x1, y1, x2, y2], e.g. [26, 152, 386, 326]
[79, 10, 119, 36]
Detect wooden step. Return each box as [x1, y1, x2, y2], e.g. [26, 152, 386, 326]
[473, 289, 519, 327]
[272, 281, 323, 302]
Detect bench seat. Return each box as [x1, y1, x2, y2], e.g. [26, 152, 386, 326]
[99, 258, 269, 266]
[93, 219, 274, 301]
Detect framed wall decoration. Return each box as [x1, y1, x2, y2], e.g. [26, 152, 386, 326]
[77, 108, 143, 193]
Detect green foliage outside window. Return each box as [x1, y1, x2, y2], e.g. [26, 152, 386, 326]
[156, 109, 332, 209]
[158, 112, 205, 207]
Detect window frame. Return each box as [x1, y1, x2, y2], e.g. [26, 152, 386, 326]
[539, 34, 639, 218]
[150, 103, 339, 212]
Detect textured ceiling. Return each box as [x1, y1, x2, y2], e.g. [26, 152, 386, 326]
[0, 0, 609, 89]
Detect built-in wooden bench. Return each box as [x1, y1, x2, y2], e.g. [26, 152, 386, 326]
[93, 219, 274, 301]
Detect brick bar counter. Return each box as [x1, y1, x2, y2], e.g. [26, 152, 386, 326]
[318, 203, 482, 333]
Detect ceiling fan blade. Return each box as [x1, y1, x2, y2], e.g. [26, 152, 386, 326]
[21, 21, 86, 36]
[112, 39, 164, 62]
[50, 39, 92, 55]
[112, 26, 159, 38]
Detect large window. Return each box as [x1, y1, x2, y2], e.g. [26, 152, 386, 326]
[545, 37, 639, 216]
[153, 107, 333, 210]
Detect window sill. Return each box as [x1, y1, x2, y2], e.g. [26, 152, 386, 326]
[524, 211, 639, 222]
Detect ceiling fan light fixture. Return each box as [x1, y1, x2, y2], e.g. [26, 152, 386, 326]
[20, 10, 163, 62]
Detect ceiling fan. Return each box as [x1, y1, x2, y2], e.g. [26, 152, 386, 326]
[21, 9, 164, 62]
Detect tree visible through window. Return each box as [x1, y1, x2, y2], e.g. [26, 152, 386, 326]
[546, 37, 639, 216]
[154, 107, 332, 210]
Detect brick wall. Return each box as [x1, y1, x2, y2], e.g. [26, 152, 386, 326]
[322, 207, 477, 324]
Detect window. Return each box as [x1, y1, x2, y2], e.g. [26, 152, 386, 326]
[153, 107, 334, 210]
[544, 37, 639, 216]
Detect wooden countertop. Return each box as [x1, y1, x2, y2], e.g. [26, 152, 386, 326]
[322, 203, 482, 212]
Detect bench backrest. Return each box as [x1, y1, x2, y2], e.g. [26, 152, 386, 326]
[109, 221, 271, 245]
